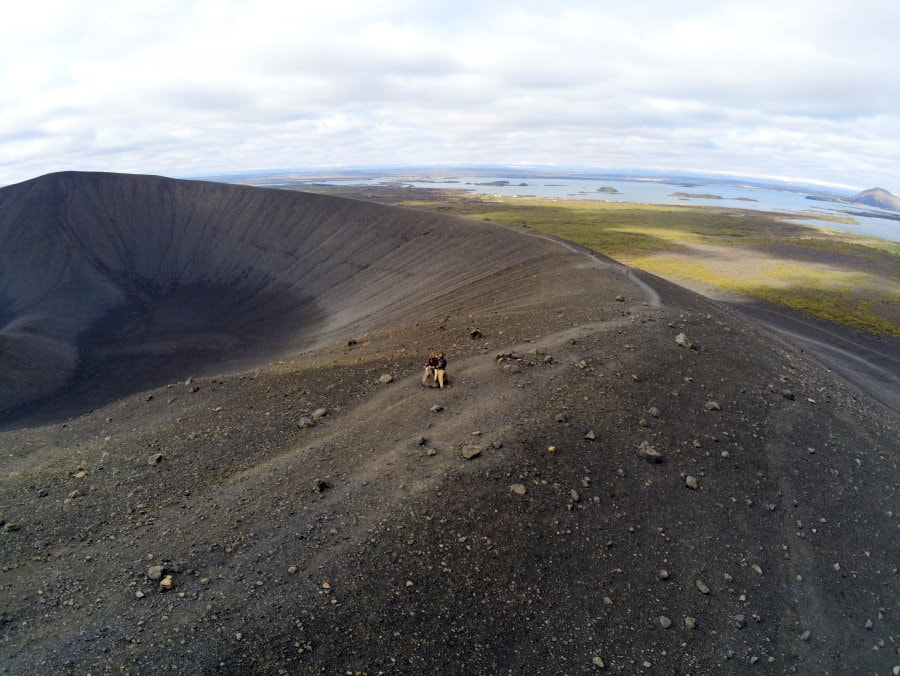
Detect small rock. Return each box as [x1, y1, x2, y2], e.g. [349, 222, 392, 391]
[469, 328, 483, 339]
[430, 405, 444, 413]
[638, 441, 663, 463]
[510, 484, 527, 496]
[799, 630, 811, 641]
[135, 590, 145, 599]
[74, 470, 87, 479]
[569, 489, 580, 503]
[658, 569, 670, 581]
[147, 565, 165, 581]
[159, 575, 174, 590]
[3, 522, 21, 532]
[615, 295, 625, 302]
[659, 616, 672, 629]
[66, 490, 81, 500]
[782, 389, 795, 400]
[675, 333, 693, 349]
[695, 579, 710, 594]
[603, 596, 613, 606]
[648, 406, 660, 418]
[461, 445, 484, 460]
[584, 430, 596, 441]
[491, 440, 504, 449]
[288, 566, 297, 574]
[313, 479, 329, 492]
[592, 656, 605, 668]
[865, 619, 873, 629]
[297, 416, 315, 429]
[543, 355, 554, 364]
[147, 453, 164, 466]
[555, 412, 569, 423]
[704, 401, 721, 411]
[686, 475, 699, 490]
[684, 616, 697, 630]
[416, 435, 428, 446]
[311, 408, 328, 419]
[751, 564, 763, 575]
[733, 614, 746, 629]
[378, 374, 393, 384]
[547, 445, 557, 453]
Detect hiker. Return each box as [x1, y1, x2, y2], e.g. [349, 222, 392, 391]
[423, 353, 438, 386]
[435, 352, 447, 389]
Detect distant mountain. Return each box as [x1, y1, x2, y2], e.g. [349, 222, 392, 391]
[850, 187, 900, 211]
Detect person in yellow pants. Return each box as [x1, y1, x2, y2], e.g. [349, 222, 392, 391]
[435, 352, 447, 389]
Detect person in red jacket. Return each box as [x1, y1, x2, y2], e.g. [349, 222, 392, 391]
[423, 353, 438, 386]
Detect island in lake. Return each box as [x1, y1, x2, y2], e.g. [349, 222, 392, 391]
[669, 191, 723, 199]
[597, 186, 622, 194]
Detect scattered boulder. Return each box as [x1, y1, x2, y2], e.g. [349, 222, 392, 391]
[638, 441, 663, 463]
[704, 401, 721, 411]
[615, 295, 625, 302]
[297, 416, 315, 429]
[648, 406, 660, 418]
[658, 569, 670, 581]
[147, 565, 165, 581]
[311, 408, 328, 419]
[569, 489, 580, 503]
[695, 579, 710, 595]
[378, 374, 394, 384]
[159, 575, 174, 590]
[462, 445, 484, 460]
[314, 479, 330, 492]
[416, 435, 428, 446]
[659, 616, 672, 629]
[684, 617, 697, 630]
[675, 333, 693, 349]
[584, 431, 596, 441]
[430, 405, 444, 413]
[469, 328, 483, 339]
[147, 453, 164, 466]
[592, 656, 605, 668]
[686, 475, 699, 490]
[510, 484, 527, 496]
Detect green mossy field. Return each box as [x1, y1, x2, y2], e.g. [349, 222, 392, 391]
[398, 195, 900, 336]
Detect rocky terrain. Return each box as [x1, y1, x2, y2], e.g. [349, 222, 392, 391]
[0, 173, 897, 673]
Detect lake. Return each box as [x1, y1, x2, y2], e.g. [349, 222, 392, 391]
[314, 175, 900, 242]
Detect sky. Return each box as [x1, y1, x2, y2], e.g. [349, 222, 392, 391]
[2, 0, 899, 191]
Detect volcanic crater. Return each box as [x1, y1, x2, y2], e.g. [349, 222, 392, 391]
[0, 173, 896, 674]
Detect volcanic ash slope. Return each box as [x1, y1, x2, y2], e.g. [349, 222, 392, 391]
[0, 172, 896, 673]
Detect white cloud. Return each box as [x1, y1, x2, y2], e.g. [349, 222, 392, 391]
[1, 0, 898, 190]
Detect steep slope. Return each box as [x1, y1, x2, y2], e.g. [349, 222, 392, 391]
[0, 172, 605, 422]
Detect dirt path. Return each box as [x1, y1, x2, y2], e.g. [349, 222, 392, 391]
[727, 300, 900, 414]
[516, 228, 664, 306]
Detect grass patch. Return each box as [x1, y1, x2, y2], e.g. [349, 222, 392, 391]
[392, 193, 900, 336]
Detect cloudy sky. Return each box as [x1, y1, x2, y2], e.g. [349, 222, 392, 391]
[2, 0, 898, 190]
